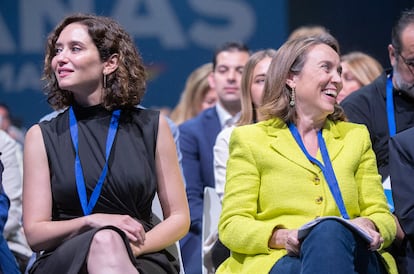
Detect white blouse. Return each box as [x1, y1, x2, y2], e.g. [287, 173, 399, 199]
[213, 125, 235, 201]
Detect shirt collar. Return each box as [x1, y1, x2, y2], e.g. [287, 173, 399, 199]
[215, 102, 240, 128]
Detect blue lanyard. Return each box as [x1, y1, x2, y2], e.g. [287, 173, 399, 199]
[288, 123, 350, 219]
[386, 75, 396, 137]
[385, 75, 395, 212]
[69, 107, 121, 215]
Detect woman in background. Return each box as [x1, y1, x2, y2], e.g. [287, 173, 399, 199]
[170, 63, 217, 125]
[203, 49, 277, 272]
[214, 49, 277, 201]
[337, 51, 383, 103]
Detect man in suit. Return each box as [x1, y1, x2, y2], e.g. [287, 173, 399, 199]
[179, 41, 250, 274]
[341, 8, 414, 274]
[389, 127, 414, 274]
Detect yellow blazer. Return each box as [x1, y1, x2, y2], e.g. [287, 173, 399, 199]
[217, 118, 397, 274]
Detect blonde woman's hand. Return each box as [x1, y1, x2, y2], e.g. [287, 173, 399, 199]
[269, 228, 300, 256]
[350, 217, 383, 251]
[285, 229, 300, 256]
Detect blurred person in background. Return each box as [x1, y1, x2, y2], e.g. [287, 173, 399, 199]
[287, 25, 329, 41]
[179, 41, 250, 274]
[0, 140, 21, 274]
[340, 10, 414, 273]
[0, 130, 31, 273]
[0, 103, 25, 147]
[204, 49, 277, 273]
[337, 51, 383, 103]
[170, 63, 217, 125]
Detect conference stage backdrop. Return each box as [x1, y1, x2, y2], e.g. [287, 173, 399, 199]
[0, 0, 287, 128]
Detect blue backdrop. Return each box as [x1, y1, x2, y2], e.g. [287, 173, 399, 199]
[0, 0, 287, 129]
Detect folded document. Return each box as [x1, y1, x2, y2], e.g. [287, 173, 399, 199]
[298, 216, 373, 243]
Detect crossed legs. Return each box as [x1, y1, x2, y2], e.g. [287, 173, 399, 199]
[87, 229, 139, 274]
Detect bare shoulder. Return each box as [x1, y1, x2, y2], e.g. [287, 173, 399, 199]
[26, 124, 42, 138]
[158, 114, 169, 128]
[157, 114, 173, 139]
[24, 124, 48, 160]
[24, 124, 43, 145]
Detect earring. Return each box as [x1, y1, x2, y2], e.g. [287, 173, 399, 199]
[289, 86, 295, 107]
[103, 74, 107, 89]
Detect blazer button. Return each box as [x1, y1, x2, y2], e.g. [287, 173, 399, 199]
[314, 177, 321, 185]
[315, 196, 323, 204]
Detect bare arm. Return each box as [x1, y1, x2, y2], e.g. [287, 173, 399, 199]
[131, 115, 190, 255]
[23, 124, 156, 252]
[23, 125, 90, 251]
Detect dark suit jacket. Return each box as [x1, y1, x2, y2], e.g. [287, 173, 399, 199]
[341, 70, 414, 180]
[178, 107, 221, 274]
[389, 126, 414, 274]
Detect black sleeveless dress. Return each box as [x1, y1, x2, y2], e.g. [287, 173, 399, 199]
[29, 104, 179, 274]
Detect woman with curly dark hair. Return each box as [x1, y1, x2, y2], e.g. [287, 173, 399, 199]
[23, 13, 189, 274]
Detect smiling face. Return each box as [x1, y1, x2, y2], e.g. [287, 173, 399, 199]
[51, 22, 106, 104]
[291, 44, 342, 121]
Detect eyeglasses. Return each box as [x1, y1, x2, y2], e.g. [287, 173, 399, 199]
[399, 53, 414, 67]
[399, 53, 414, 75]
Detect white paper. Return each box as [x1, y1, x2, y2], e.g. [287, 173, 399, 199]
[298, 216, 373, 243]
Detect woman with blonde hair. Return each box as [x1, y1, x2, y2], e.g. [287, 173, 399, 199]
[337, 51, 383, 103]
[217, 34, 396, 274]
[205, 49, 277, 272]
[214, 48, 278, 201]
[170, 63, 217, 125]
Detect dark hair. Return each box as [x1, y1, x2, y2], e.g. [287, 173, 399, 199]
[392, 8, 414, 54]
[43, 13, 146, 110]
[260, 33, 346, 123]
[212, 41, 250, 71]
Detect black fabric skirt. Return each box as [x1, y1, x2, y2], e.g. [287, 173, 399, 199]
[29, 226, 179, 274]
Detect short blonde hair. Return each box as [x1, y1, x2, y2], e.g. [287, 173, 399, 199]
[170, 63, 213, 125]
[341, 51, 383, 86]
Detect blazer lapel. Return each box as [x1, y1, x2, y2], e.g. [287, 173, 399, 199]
[266, 119, 317, 173]
[203, 108, 221, 148]
[321, 120, 344, 162]
[266, 119, 344, 173]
